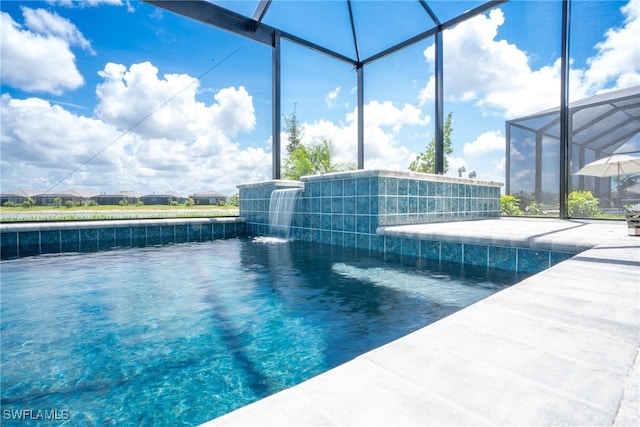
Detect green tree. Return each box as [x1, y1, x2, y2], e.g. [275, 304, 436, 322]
[283, 144, 312, 180]
[54, 196, 62, 208]
[284, 104, 303, 155]
[409, 112, 454, 174]
[119, 198, 129, 206]
[282, 107, 354, 180]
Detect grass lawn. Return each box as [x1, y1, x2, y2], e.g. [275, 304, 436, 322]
[0, 205, 240, 222]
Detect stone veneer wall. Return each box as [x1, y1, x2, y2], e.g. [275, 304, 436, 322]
[238, 169, 502, 252]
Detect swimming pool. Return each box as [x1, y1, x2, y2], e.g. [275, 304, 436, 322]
[1, 238, 525, 425]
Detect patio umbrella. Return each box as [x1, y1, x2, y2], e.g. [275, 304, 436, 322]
[574, 154, 640, 178]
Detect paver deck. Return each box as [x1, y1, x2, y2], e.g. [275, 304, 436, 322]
[204, 218, 640, 426]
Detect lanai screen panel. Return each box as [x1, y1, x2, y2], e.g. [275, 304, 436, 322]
[507, 86, 640, 205]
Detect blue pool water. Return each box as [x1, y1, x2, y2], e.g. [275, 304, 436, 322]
[1, 238, 525, 426]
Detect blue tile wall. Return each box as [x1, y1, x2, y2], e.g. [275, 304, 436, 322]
[489, 246, 517, 271]
[161, 225, 175, 245]
[239, 170, 502, 254]
[550, 250, 573, 266]
[147, 226, 161, 246]
[175, 225, 188, 243]
[19, 231, 41, 257]
[80, 229, 98, 252]
[383, 236, 575, 274]
[1, 232, 18, 259]
[41, 230, 61, 255]
[517, 248, 551, 274]
[132, 226, 147, 247]
[201, 224, 214, 241]
[98, 228, 115, 251]
[0, 218, 247, 260]
[441, 242, 463, 264]
[464, 244, 488, 267]
[61, 229, 80, 252]
[116, 227, 132, 247]
[239, 181, 303, 237]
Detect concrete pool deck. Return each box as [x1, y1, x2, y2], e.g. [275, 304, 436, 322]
[205, 218, 639, 426]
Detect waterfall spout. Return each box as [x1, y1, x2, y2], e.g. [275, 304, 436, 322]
[269, 188, 302, 239]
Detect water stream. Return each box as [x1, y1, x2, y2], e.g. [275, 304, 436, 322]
[268, 188, 302, 239]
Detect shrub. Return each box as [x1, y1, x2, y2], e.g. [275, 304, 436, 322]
[64, 200, 75, 208]
[119, 198, 129, 206]
[21, 197, 35, 208]
[3, 201, 16, 207]
[525, 200, 546, 216]
[501, 195, 523, 216]
[567, 190, 601, 218]
[513, 191, 536, 212]
[88, 200, 97, 206]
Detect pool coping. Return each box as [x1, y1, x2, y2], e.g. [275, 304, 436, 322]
[204, 218, 640, 426]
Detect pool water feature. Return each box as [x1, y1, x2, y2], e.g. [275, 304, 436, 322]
[1, 238, 525, 426]
[268, 188, 302, 239]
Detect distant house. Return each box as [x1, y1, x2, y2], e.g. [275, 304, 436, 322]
[93, 191, 141, 206]
[0, 189, 40, 205]
[140, 192, 187, 205]
[35, 189, 98, 206]
[190, 190, 226, 205]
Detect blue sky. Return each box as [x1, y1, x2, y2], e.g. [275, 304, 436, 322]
[1, 0, 638, 196]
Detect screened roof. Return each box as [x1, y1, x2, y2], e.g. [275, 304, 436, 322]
[145, 0, 503, 66]
[507, 86, 640, 156]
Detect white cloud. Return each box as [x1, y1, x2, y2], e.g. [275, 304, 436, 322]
[0, 10, 85, 94]
[0, 62, 268, 196]
[419, 0, 640, 118]
[95, 62, 256, 140]
[463, 130, 504, 157]
[0, 94, 127, 188]
[325, 86, 341, 108]
[47, 0, 127, 8]
[584, 0, 640, 91]
[22, 7, 95, 54]
[419, 8, 560, 118]
[350, 101, 428, 134]
[295, 100, 429, 171]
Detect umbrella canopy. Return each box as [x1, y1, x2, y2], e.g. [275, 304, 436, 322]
[574, 154, 640, 178]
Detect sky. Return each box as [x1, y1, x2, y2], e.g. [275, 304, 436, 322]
[1, 0, 638, 197]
